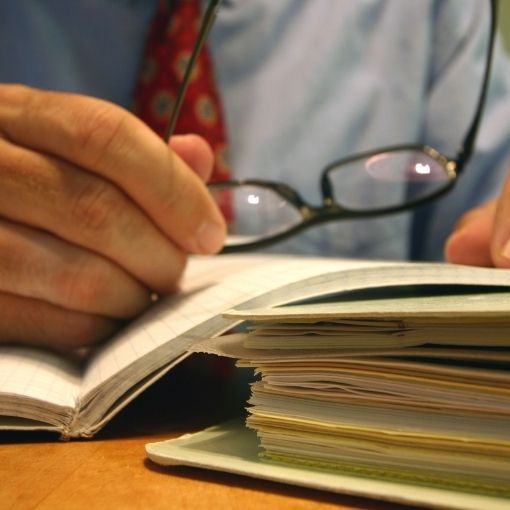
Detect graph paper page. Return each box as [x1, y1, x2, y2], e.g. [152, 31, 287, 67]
[0, 346, 81, 409]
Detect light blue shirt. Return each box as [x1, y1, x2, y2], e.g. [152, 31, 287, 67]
[2, 0, 510, 261]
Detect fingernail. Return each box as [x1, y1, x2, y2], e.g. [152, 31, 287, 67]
[196, 220, 225, 254]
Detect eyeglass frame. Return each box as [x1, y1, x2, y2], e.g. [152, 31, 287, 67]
[164, 0, 498, 254]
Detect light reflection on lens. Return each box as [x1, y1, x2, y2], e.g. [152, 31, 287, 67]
[209, 185, 302, 245]
[415, 163, 431, 175]
[363, 151, 448, 183]
[247, 194, 260, 205]
[328, 149, 451, 210]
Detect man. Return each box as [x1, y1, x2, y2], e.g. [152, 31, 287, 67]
[0, 0, 509, 348]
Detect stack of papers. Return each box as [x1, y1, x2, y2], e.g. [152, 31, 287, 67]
[223, 296, 510, 498]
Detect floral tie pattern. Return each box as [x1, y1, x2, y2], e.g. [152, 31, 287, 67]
[134, 0, 230, 181]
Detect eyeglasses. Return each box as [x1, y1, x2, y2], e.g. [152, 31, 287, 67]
[166, 0, 498, 254]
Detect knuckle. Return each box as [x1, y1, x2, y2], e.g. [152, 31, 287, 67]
[0, 140, 44, 185]
[71, 177, 120, 235]
[71, 101, 126, 166]
[56, 257, 109, 313]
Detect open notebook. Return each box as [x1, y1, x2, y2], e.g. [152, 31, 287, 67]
[2, 254, 510, 438]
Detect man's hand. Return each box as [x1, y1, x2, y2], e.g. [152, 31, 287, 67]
[445, 170, 510, 268]
[0, 85, 226, 349]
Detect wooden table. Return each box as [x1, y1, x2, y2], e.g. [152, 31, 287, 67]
[1, 357, 419, 510]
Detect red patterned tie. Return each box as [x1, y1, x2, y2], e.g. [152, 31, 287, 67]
[134, 0, 230, 182]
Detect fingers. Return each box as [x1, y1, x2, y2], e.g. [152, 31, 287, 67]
[0, 138, 187, 294]
[444, 201, 496, 266]
[169, 134, 214, 183]
[0, 85, 226, 254]
[0, 219, 150, 318]
[0, 84, 225, 349]
[0, 292, 119, 349]
[446, 169, 510, 269]
[489, 172, 510, 268]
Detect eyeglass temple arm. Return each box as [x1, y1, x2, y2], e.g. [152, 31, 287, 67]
[164, 0, 224, 142]
[457, 0, 498, 168]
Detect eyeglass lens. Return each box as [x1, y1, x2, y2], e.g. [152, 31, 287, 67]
[326, 149, 452, 211]
[209, 185, 303, 246]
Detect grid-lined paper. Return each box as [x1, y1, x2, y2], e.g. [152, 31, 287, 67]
[0, 346, 80, 409]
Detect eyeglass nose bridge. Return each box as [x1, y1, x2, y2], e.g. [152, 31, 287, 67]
[275, 185, 350, 221]
[300, 199, 360, 226]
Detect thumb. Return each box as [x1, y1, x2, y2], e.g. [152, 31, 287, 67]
[489, 171, 510, 268]
[444, 200, 496, 267]
[168, 134, 214, 183]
